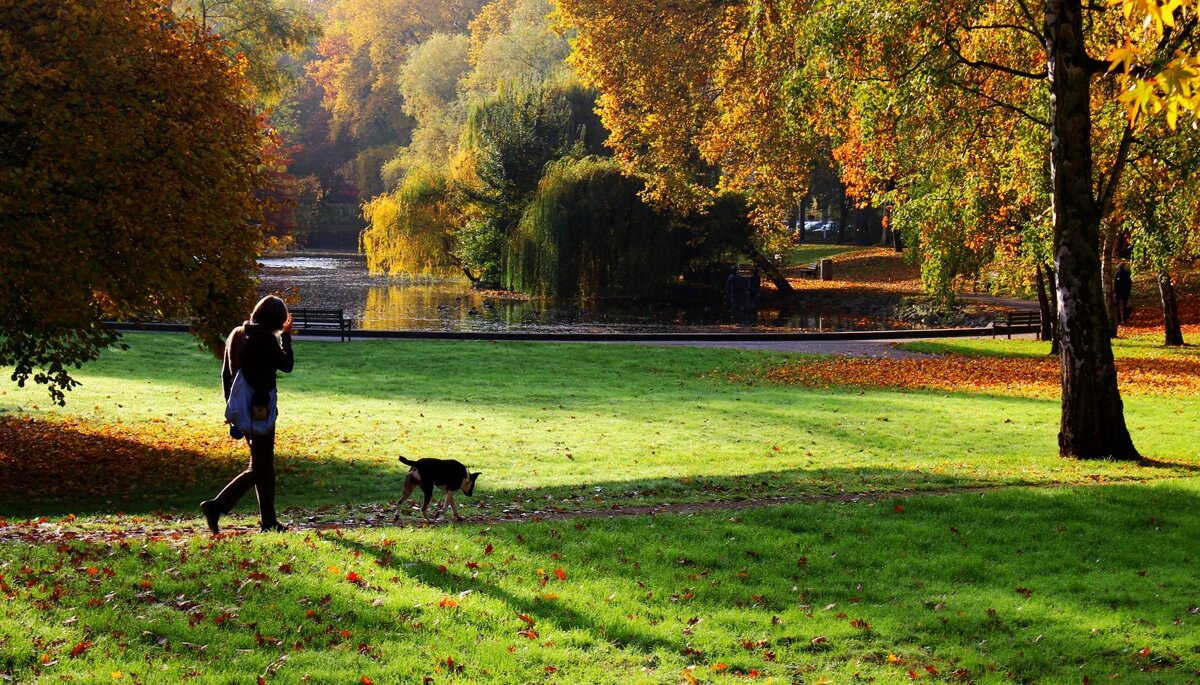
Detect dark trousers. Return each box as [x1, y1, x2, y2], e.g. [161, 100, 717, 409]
[213, 432, 278, 526]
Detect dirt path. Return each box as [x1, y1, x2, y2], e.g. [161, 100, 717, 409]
[0, 475, 1171, 545]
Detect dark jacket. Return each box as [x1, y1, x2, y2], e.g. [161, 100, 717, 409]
[222, 322, 294, 400]
[1114, 269, 1133, 299]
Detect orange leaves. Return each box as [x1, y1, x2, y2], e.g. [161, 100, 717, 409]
[553, 567, 567, 582]
[0, 0, 272, 394]
[758, 354, 1200, 397]
[438, 597, 458, 609]
[0, 416, 240, 506]
[69, 640, 93, 658]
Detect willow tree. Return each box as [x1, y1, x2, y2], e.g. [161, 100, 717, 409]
[555, 0, 807, 292]
[451, 81, 609, 284]
[361, 165, 466, 278]
[506, 157, 686, 298]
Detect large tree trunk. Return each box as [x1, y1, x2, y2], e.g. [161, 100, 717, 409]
[1045, 0, 1138, 459]
[1158, 270, 1184, 346]
[741, 239, 794, 295]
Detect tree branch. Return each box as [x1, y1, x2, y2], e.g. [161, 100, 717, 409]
[949, 79, 1050, 128]
[965, 22, 1044, 45]
[1014, 0, 1044, 42]
[944, 39, 1047, 79]
[1095, 123, 1134, 221]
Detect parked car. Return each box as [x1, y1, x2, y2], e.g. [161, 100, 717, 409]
[803, 220, 838, 238]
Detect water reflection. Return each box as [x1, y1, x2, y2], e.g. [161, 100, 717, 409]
[256, 251, 906, 333]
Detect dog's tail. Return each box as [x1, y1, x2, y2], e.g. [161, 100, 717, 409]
[398, 456, 417, 467]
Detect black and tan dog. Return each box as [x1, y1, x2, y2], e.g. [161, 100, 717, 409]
[394, 456, 481, 522]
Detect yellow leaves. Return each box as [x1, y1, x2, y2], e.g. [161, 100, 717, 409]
[1107, 39, 1140, 75]
[1112, 0, 1200, 127]
[1119, 0, 1190, 31]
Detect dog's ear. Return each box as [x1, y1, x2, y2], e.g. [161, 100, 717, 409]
[470, 472, 481, 482]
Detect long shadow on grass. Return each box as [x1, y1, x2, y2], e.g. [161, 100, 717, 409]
[329, 483, 1200, 681]
[1, 484, 1197, 682]
[7, 439, 1195, 522]
[0, 415, 244, 516]
[327, 535, 682, 657]
[458, 483, 1200, 681]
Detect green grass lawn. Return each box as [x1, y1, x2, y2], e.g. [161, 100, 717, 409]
[1, 480, 1197, 683]
[3, 333, 1199, 683]
[1, 333, 1196, 519]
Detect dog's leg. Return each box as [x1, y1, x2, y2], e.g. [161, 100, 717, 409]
[420, 487, 433, 521]
[440, 490, 457, 521]
[447, 491, 465, 522]
[432, 488, 449, 521]
[394, 473, 418, 522]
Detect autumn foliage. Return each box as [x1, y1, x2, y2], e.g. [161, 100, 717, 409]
[0, 416, 241, 506]
[758, 353, 1200, 397]
[0, 0, 272, 402]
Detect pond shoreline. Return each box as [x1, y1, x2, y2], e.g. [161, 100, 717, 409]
[105, 321, 1025, 341]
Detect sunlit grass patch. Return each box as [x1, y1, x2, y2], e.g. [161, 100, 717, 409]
[2, 333, 1198, 520]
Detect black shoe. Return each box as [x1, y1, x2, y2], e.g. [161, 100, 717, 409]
[260, 521, 288, 533]
[199, 500, 221, 534]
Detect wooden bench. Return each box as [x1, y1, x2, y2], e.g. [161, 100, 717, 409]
[290, 308, 351, 341]
[795, 262, 819, 279]
[993, 310, 1041, 339]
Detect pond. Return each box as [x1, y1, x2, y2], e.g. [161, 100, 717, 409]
[256, 251, 912, 333]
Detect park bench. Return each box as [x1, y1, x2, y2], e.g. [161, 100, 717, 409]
[795, 262, 819, 279]
[992, 310, 1041, 339]
[290, 307, 352, 341]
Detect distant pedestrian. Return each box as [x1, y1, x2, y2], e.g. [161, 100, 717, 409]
[725, 266, 747, 323]
[747, 268, 761, 314]
[201, 295, 295, 534]
[1114, 262, 1133, 324]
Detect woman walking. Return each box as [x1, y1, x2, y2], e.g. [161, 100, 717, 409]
[201, 295, 295, 533]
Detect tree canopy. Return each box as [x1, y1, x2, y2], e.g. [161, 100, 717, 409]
[0, 0, 274, 402]
[555, 0, 1200, 458]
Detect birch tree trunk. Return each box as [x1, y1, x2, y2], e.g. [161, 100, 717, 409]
[1045, 0, 1138, 459]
